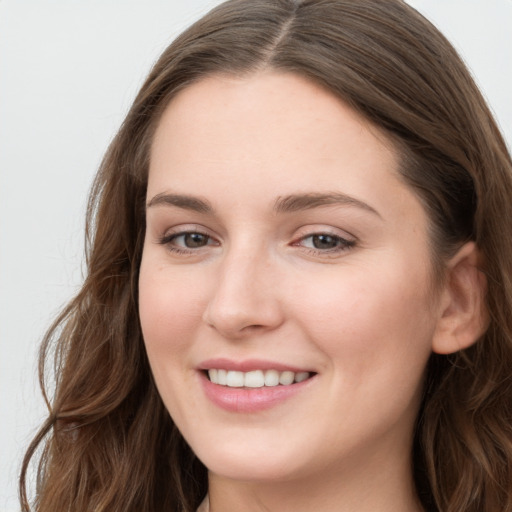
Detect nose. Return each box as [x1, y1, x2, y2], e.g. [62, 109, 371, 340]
[202, 248, 284, 339]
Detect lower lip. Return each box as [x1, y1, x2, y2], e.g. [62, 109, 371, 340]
[200, 372, 315, 413]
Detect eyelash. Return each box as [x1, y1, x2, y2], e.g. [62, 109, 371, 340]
[293, 233, 356, 255]
[158, 230, 218, 255]
[158, 230, 356, 256]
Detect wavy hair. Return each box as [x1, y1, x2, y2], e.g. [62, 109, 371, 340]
[20, 1, 512, 511]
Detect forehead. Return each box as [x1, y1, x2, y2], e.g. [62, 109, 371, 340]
[147, 71, 425, 229]
[151, 73, 395, 182]
[152, 71, 396, 154]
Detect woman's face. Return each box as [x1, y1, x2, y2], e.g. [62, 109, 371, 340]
[139, 72, 442, 483]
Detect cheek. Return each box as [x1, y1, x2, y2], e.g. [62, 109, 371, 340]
[291, 262, 436, 442]
[291, 261, 436, 376]
[138, 259, 206, 360]
[138, 257, 210, 420]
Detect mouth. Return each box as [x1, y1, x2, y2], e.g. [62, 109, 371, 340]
[205, 369, 315, 388]
[198, 358, 317, 411]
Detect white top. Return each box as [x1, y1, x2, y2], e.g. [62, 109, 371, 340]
[197, 495, 209, 512]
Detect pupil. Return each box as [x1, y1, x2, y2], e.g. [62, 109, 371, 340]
[185, 233, 208, 248]
[313, 234, 338, 249]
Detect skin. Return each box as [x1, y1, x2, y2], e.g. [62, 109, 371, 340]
[138, 71, 479, 511]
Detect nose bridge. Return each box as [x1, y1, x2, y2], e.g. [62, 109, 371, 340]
[203, 239, 282, 336]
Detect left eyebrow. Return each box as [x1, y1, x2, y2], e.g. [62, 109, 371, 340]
[273, 192, 382, 218]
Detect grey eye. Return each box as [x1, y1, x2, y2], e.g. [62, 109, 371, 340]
[311, 234, 341, 249]
[182, 233, 210, 248]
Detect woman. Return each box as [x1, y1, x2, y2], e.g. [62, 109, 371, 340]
[20, 0, 512, 511]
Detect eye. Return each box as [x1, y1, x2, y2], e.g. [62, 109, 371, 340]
[158, 229, 219, 254]
[303, 234, 345, 250]
[294, 232, 356, 254]
[173, 232, 211, 248]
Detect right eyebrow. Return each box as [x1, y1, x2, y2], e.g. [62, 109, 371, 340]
[146, 193, 213, 213]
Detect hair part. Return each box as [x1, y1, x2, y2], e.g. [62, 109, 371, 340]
[21, 1, 512, 511]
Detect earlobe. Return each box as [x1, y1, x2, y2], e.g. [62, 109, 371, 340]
[432, 242, 489, 355]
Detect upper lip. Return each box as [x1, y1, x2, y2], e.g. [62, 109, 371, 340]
[198, 358, 313, 373]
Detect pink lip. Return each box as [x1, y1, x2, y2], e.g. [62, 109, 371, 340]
[198, 362, 316, 413]
[198, 358, 311, 373]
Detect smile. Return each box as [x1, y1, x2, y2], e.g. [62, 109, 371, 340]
[200, 363, 317, 412]
[207, 369, 312, 388]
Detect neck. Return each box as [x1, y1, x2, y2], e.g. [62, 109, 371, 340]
[207, 445, 424, 512]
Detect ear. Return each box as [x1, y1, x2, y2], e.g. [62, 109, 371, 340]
[432, 241, 489, 355]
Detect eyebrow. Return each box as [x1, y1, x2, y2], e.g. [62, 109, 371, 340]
[146, 191, 381, 218]
[274, 192, 381, 218]
[146, 193, 212, 213]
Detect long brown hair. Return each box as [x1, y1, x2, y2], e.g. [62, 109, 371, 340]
[20, 1, 512, 511]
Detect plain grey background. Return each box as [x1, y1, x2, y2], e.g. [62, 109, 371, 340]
[1, 1, 511, 510]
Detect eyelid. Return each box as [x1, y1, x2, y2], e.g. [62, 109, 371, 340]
[155, 223, 357, 257]
[159, 224, 215, 238]
[157, 224, 220, 252]
[290, 226, 357, 255]
[291, 225, 357, 243]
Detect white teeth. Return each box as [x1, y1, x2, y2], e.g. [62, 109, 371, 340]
[217, 369, 227, 385]
[208, 369, 218, 383]
[264, 369, 280, 387]
[244, 370, 265, 388]
[226, 370, 245, 387]
[295, 371, 309, 383]
[279, 371, 295, 385]
[207, 369, 312, 387]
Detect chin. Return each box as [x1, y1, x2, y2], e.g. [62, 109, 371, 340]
[193, 439, 309, 483]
